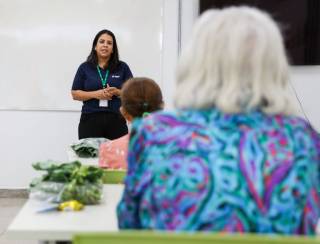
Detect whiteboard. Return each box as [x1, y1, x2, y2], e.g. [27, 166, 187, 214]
[0, 0, 163, 110]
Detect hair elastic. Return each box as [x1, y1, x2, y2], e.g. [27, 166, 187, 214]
[142, 112, 150, 118]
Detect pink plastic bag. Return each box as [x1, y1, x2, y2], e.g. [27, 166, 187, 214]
[98, 134, 129, 169]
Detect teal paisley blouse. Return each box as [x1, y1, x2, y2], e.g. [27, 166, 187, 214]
[117, 109, 320, 235]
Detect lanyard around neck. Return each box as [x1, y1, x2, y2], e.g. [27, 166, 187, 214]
[97, 66, 109, 88]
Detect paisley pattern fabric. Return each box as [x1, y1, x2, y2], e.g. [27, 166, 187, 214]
[117, 109, 320, 235]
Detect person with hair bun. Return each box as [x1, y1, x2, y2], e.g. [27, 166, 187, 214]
[117, 7, 320, 234]
[99, 77, 163, 169]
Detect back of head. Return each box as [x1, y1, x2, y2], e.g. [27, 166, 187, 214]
[175, 7, 294, 115]
[121, 77, 163, 118]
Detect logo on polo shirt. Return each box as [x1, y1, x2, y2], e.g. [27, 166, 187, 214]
[112, 75, 120, 78]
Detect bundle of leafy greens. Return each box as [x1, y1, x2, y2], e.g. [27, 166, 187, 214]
[30, 161, 104, 205]
[70, 138, 107, 158]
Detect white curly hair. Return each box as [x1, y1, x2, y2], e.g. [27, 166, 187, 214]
[175, 6, 295, 115]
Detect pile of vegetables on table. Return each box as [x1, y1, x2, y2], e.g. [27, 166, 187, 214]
[29, 161, 104, 205]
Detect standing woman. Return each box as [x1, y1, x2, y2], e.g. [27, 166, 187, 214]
[71, 29, 133, 139]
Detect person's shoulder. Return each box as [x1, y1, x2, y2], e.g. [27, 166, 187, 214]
[146, 110, 183, 124]
[279, 113, 320, 152]
[263, 113, 320, 141]
[118, 60, 129, 66]
[275, 113, 313, 129]
[131, 109, 195, 132]
[115, 61, 132, 78]
[113, 134, 129, 147]
[78, 61, 94, 70]
[130, 109, 215, 145]
[129, 111, 174, 141]
[117, 60, 131, 70]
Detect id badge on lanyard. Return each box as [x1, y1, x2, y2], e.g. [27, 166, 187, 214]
[99, 100, 108, 107]
[97, 66, 109, 107]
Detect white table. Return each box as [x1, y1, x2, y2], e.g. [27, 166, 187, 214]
[5, 184, 124, 242]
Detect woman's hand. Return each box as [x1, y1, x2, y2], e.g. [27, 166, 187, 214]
[71, 88, 113, 101]
[97, 89, 112, 100]
[106, 86, 121, 97]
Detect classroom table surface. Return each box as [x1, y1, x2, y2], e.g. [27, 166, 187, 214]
[5, 184, 124, 242]
[6, 184, 320, 242]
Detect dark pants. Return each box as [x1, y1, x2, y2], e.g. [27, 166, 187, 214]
[78, 112, 128, 140]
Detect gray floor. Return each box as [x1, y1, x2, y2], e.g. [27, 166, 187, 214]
[0, 198, 37, 244]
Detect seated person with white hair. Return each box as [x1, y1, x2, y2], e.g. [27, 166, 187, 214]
[117, 7, 320, 235]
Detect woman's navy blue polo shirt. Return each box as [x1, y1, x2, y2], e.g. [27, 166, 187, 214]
[72, 61, 133, 114]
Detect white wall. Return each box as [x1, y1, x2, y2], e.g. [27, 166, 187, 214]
[0, 110, 80, 188]
[0, 0, 166, 111]
[290, 66, 320, 131]
[0, 0, 180, 189]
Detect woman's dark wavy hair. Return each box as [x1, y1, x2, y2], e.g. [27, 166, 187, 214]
[87, 29, 120, 71]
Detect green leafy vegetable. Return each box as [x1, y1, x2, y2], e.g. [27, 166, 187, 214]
[70, 138, 107, 158]
[30, 160, 104, 204]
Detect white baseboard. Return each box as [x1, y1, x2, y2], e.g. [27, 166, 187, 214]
[0, 189, 28, 198]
